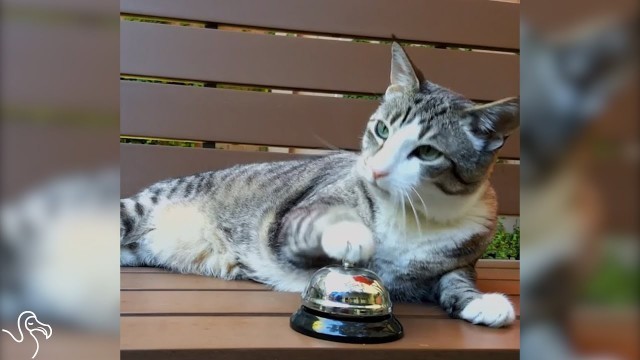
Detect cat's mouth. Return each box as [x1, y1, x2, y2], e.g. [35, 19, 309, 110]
[360, 177, 392, 196]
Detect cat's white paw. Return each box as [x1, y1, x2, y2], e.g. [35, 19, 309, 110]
[459, 293, 515, 327]
[321, 221, 375, 264]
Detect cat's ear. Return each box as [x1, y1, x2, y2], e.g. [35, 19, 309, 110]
[462, 97, 520, 152]
[385, 42, 420, 97]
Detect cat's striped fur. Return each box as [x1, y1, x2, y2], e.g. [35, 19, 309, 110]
[120, 43, 519, 327]
[120, 154, 372, 291]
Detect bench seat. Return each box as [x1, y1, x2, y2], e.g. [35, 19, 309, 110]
[120, 261, 520, 359]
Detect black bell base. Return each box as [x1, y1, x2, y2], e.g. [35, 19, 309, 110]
[290, 306, 403, 344]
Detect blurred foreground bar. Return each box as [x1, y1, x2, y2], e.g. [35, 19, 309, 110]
[1, 0, 120, 359]
[521, 0, 638, 359]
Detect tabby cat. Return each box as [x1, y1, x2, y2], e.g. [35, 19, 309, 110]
[120, 43, 519, 327]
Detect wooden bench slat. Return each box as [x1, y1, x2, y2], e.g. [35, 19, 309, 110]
[121, 81, 520, 158]
[120, 265, 519, 280]
[121, 273, 268, 291]
[120, 143, 520, 215]
[120, 267, 520, 280]
[121, 349, 519, 360]
[120, 316, 519, 351]
[121, 0, 519, 50]
[121, 267, 169, 273]
[121, 21, 519, 101]
[121, 259, 520, 272]
[120, 290, 520, 317]
[120, 272, 519, 295]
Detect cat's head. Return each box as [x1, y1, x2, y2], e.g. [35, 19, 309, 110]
[357, 43, 519, 202]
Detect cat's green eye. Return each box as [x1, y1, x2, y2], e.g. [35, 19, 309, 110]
[375, 121, 389, 139]
[412, 145, 441, 161]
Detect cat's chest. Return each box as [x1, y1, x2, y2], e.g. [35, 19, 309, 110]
[370, 232, 456, 285]
[371, 218, 488, 269]
[372, 232, 440, 268]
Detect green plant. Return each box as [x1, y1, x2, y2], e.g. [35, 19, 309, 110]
[216, 84, 270, 92]
[120, 137, 200, 147]
[120, 76, 205, 87]
[121, 16, 171, 25]
[483, 221, 520, 260]
[342, 94, 381, 100]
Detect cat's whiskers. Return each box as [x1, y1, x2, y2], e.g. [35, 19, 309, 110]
[404, 189, 422, 237]
[312, 134, 346, 152]
[391, 191, 405, 236]
[399, 192, 407, 237]
[403, 196, 407, 235]
[411, 186, 429, 218]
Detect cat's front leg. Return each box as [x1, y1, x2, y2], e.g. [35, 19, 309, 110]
[437, 267, 516, 328]
[321, 219, 375, 264]
[279, 205, 375, 266]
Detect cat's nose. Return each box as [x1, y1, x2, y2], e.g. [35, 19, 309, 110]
[372, 170, 389, 180]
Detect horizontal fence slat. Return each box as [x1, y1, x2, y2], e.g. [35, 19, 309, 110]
[121, 21, 519, 101]
[121, 316, 520, 352]
[121, 81, 520, 158]
[120, 143, 520, 215]
[120, 81, 372, 151]
[120, 290, 520, 317]
[119, 143, 306, 196]
[121, 0, 519, 50]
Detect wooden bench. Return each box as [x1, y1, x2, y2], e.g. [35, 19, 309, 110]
[121, 261, 519, 359]
[120, 0, 520, 358]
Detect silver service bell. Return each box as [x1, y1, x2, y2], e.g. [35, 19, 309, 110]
[289, 246, 403, 343]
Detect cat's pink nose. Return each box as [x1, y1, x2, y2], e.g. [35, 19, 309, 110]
[372, 170, 389, 180]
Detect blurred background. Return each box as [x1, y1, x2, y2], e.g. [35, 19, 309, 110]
[521, 0, 638, 359]
[0, 0, 119, 358]
[0, 0, 637, 359]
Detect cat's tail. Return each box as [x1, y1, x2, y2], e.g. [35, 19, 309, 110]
[120, 198, 145, 266]
[120, 199, 138, 242]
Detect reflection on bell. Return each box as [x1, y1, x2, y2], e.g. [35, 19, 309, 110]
[290, 259, 403, 344]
